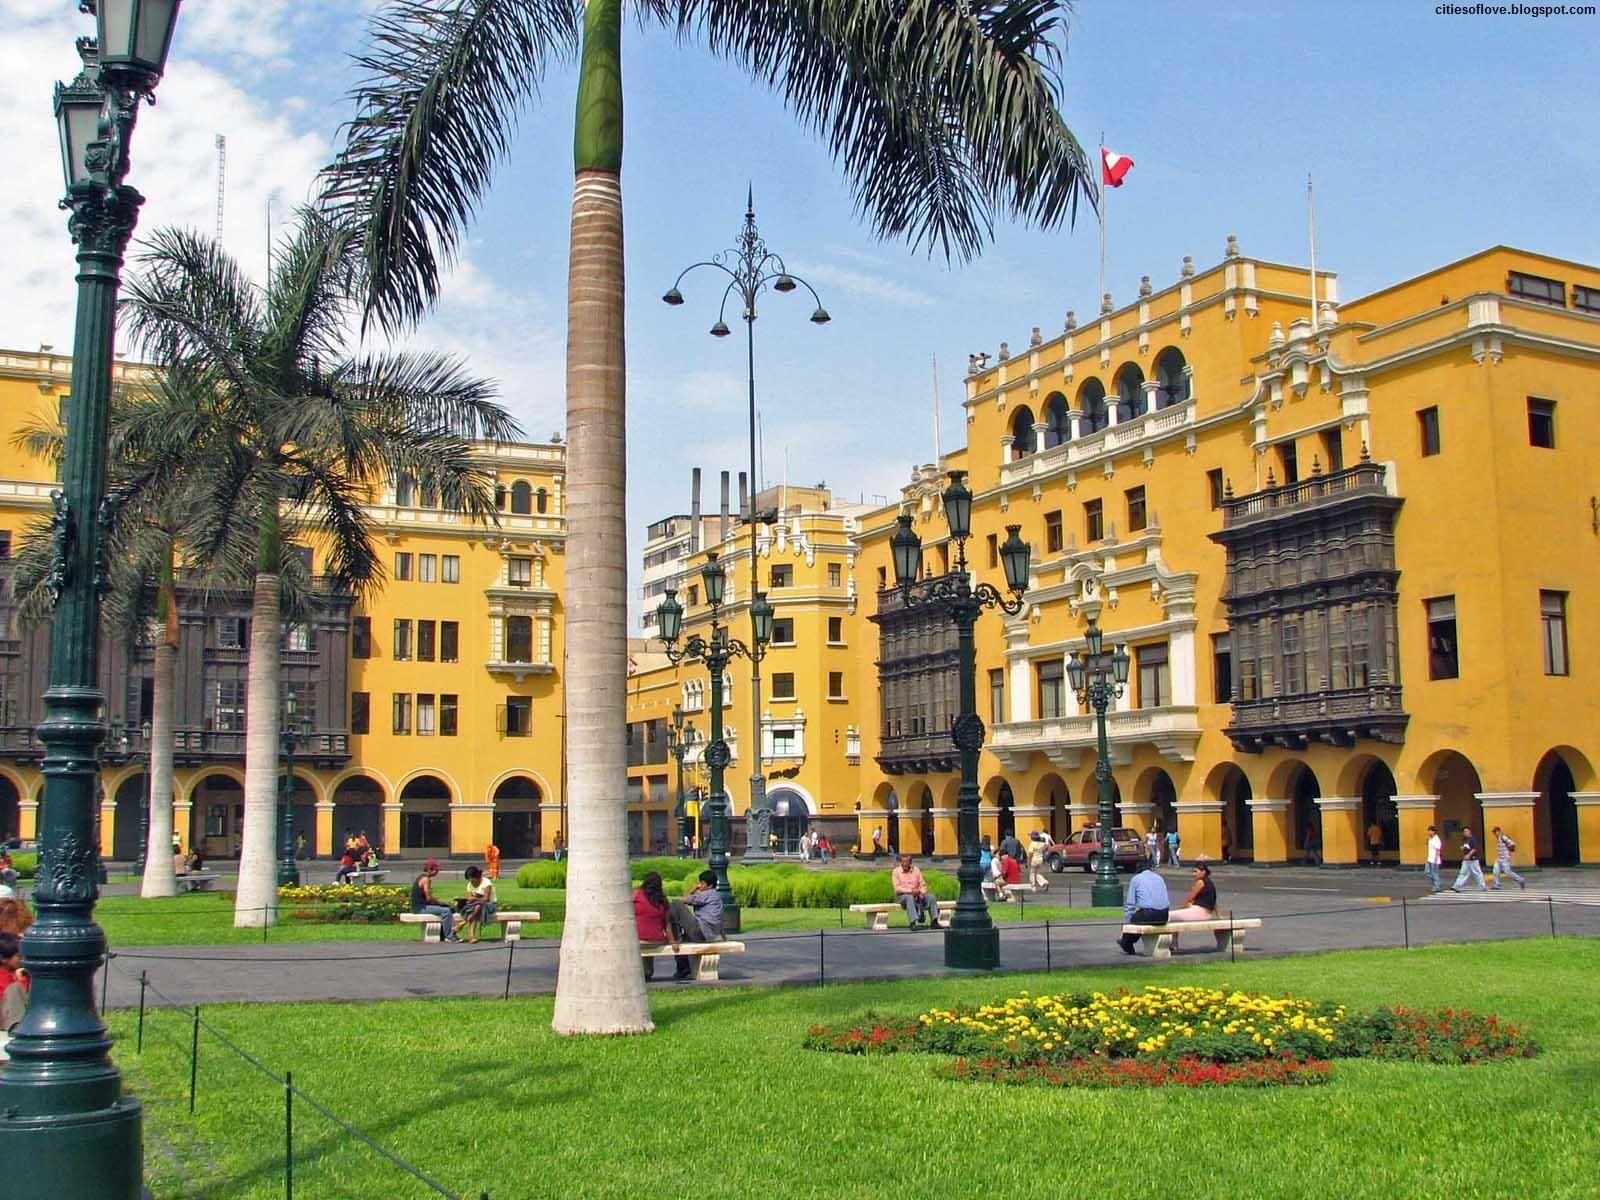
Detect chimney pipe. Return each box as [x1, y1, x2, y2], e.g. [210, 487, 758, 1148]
[738, 471, 749, 523]
[719, 470, 730, 543]
[690, 467, 702, 552]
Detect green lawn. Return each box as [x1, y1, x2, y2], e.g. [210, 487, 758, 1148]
[96, 886, 1114, 947]
[110, 938, 1600, 1200]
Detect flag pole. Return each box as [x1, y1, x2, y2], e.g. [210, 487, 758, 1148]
[1098, 132, 1108, 307]
[1307, 173, 1319, 333]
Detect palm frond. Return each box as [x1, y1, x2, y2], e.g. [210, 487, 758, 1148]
[10, 414, 66, 467]
[121, 227, 265, 387]
[667, 0, 1094, 261]
[319, 0, 581, 332]
[262, 207, 359, 376]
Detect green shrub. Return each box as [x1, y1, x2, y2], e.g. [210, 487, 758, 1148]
[926, 870, 958, 901]
[631, 857, 704, 883]
[515, 860, 567, 889]
[10, 852, 36, 880]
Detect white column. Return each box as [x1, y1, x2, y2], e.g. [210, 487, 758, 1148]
[1169, 628, 1196, 706]
[1068, 409, 1083, 440]
[1031, 421, 1049, 454]
[1141, 379, 1161, 415]
[1009, 658, 1033, 724]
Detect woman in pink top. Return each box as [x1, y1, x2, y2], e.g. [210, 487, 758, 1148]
[633, 872, 682, 980]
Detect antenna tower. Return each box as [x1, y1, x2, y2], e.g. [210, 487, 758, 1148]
[213, 134, 227, 241]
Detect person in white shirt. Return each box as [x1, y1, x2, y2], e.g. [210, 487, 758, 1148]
[1425, 826, 1443, 893]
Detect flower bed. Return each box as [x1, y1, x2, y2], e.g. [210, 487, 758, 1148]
[277, 883, 408, 923]
[804, 984, 1535, 1089]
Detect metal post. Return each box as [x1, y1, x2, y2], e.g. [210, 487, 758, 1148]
[817, 927, 825, 985]
[0, 48, 151, 1194]
[944, 597, 999, 970]
[1548, 895, 1556, 938]
[1229, 909, 1236, 963]
[133, 743, 149, 878]
[1402, 896, 1410, 949]
[189, 1006, 200, 1115]
[503, 941, 514, 1000]
[100, 952, 112, 1014]
[284, 1070, 293, 1200]
[1090, 688, 1121, 909]
[136, 972, 147, 1053]
[277, 725, 300, 886]
[703, 647, 739, 931]
[1045, 920, 1051, 972]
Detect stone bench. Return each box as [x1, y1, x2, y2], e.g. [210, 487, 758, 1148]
[344, 869, 390, 884]
[398, 909, 541, 943]
[848, 902, 953, 931]
[981, 880, 1041, 901]
[640, 941, 746, 981]
[1120, 917, 1262, 959]
[175, 871, 219, 893]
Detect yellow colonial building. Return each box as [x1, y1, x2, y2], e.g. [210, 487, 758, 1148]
[0, 348, 567, 862]
[849, 243, 1600, 869]
[625, 480, 873, 852]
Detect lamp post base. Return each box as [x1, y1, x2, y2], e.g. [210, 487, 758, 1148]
[1091, 878, 1123, 909]
[943, 924, 1000, 970]
[723, 901, 741, 935]
[0, 1097, 143, 1199]
[276, 865, 300, 887]
[740, 803, 774, 864]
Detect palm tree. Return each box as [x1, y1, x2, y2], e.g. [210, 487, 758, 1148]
[120, 210, 519, 927]
[322, 0, 1094, 1033]
[10, 396, 190, 898]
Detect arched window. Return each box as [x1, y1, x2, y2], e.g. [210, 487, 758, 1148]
[394, 472, 416, 507]
[1154, 347, 1190, 409]
[1008, 405, 1036, 459]
[510, 480, 532, 515]
[535, 487, 548, 514]
[1114, 363, 1144, 423]
[1043, 393, 1070, 448]
[1077, 379, 1108, 434]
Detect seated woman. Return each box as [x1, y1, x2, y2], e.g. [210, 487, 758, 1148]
[632, 871, 683, 981]
[1168, 863, 1219, 921]
[186, 849, 206, 874]
[456, 865, 498, 943]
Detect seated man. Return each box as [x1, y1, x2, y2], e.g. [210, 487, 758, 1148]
[1117, 862, 1172, 955]
[172, 845, 188, 876]
[410, 858, 458, 943]
[891, 854, 940, 928]
[0, 848, 15, 889]
[667, 870, 725, 981]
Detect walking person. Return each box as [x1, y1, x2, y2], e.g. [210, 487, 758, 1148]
[1165, 827, 1181, 868]
[1425, 825, 1444, 893]
[1449, 828, 1489, 893]
[1490, 826, 1527, 891]
[1027, 832, 1051, 892]
[1145, 827, 1160, 868]
[1365, 820, 1384, 867]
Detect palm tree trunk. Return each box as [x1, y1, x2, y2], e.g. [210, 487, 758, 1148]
[140, 558, 178, 898]
[236, 515, 283, 926]
[552, 0, 651, 1036]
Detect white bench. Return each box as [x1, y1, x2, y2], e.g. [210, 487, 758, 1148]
[640, 941, 746, 981]
[175, 871, 218, 893]
[345, 869, 389, 884]
[398, 909, 541, 943]
[981, 880, 1041, 901]
[1120, 917, 1263, 959]
[848, 902, 953, 931]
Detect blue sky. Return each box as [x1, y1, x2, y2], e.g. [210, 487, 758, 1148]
[5, 1, 1597, 618]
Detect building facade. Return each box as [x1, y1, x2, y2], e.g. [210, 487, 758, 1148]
[0, 349, 568, 861]
[849, 244, 1600, 868]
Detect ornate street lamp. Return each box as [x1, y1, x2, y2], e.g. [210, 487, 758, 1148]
[891, 471, 1030, 970]
[663, 190, 828, 863]
[0, 4, 182, 1189]
[1066, 617, 1131, 909]
[656, 556, 772, 932]
[667, 704, 694, 857]
[278, 697, 311, 887]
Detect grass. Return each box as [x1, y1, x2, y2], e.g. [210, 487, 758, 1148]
[94, 884, 1115, 947]
[109, 938, 1600, 1200]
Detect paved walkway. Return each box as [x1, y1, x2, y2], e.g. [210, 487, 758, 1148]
[98, 885, 1600, 1011]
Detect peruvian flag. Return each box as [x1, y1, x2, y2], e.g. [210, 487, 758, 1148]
[1101, 146, 1134, 188]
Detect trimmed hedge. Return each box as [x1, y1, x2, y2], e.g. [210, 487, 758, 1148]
[10, 852, 36, 880]
[514, 859, 956, 910]
[515, 860, 568, 889]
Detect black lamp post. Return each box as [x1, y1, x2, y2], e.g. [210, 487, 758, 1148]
[1066, 617, 1131, 909]
[656, 554, 774, 933]
[663, 190, 828, 863]
[278, 698, 310, 887]
[667, 704, 694, 857]
[890, 471, 1031, 970]
[0, 2, 182, 1191]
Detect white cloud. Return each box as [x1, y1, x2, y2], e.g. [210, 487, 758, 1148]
[788, 260, 934, 308]
[0, 8, 328, 354]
